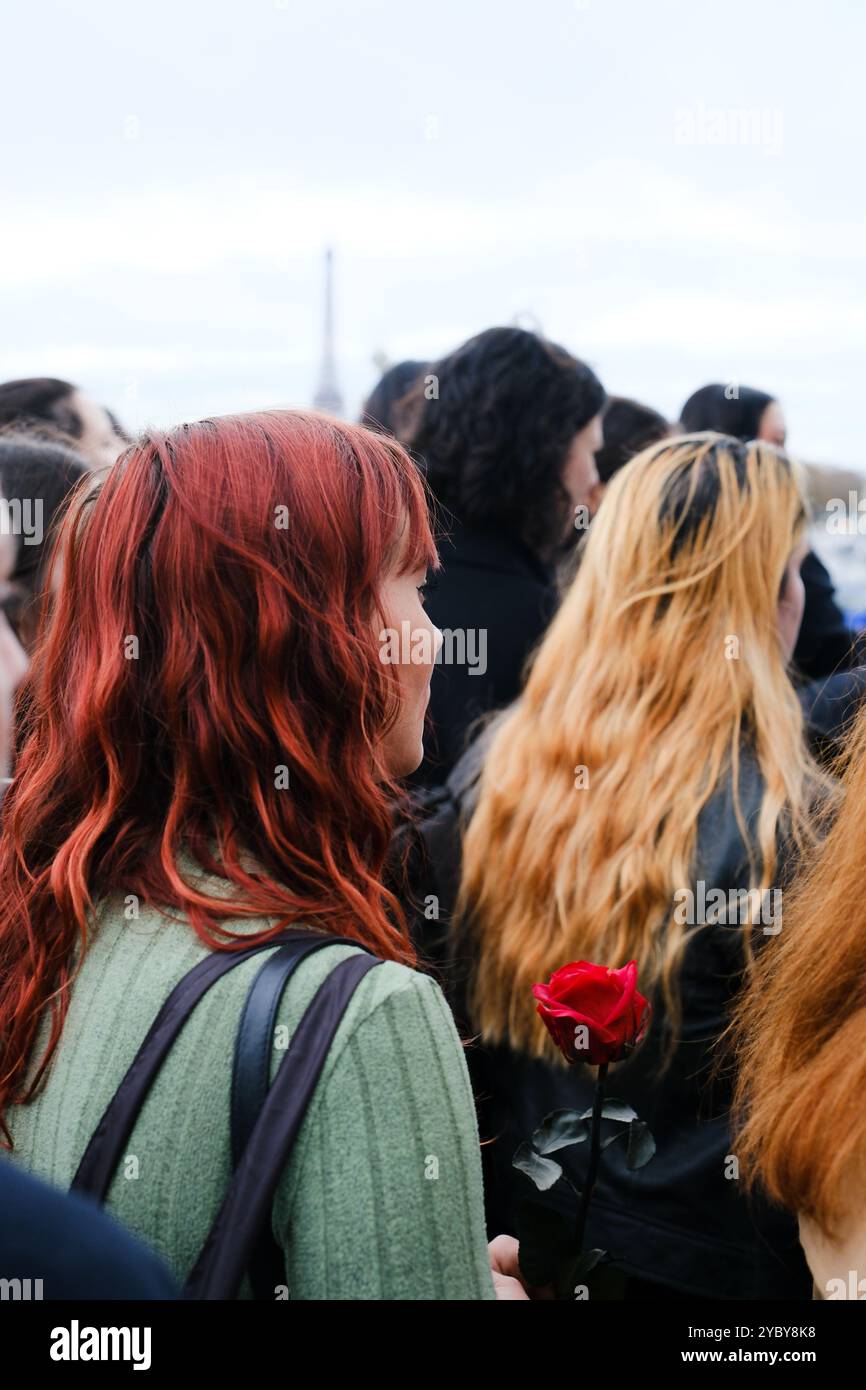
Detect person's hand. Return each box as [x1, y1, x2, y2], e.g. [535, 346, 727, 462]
[489, 1234, 558, 1300]
[489, 1235, 529, 1299]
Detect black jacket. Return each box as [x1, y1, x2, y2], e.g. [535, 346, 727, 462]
[795, 550, 863, 681]
[0, 1158, 178, 1299]
[413, 520, 559, 787]
[393, 729, 812, 1299]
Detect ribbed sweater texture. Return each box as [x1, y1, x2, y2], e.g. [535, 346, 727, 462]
[7, 885, 496, 1300]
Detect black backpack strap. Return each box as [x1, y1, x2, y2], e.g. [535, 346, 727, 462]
[70, 930, 326, 1201]
[184, 949, 383, 1300]
[230, 935, 362, 1169]
[229, 933, 365, 1301]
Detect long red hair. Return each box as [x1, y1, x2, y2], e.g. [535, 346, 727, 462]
[0, 410, 437, 1142]
[731, 703, 866, 1238]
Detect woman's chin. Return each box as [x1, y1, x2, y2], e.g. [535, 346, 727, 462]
[397, 735, 426, 780]
[379, 720, 427, 781]
[401, 739, 425, 779]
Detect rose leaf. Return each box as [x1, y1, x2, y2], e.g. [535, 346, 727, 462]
[532, 1109, 591, 1154]
[512, 1141, 565, 1192]
[578, 1098, 638, 1123]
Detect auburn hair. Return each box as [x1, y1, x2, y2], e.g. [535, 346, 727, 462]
[731, 701, 866, 1239]
[0, 410, 437, 1143]
[456, 433, 832, 1064]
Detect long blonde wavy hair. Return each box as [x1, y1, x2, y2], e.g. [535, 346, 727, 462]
[456, 432, 832, 1064]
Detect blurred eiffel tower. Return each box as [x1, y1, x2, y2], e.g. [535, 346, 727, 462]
[312, 246, 344, 417]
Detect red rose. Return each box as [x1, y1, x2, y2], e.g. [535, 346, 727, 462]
[532, 960, 650, 1065]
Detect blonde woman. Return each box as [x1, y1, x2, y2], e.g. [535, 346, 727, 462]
[732, 698, 866, 1300]
[399, 433, 833, 1299]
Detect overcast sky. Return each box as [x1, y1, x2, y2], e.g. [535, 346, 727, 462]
[2, 0, 865, 466]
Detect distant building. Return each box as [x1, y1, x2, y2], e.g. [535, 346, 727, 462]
[312, 246, 344, 417]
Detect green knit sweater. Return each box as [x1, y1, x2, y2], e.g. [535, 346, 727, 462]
[6, 873, 496, 1301]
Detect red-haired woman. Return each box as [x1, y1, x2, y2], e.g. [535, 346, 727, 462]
[0, 411, 517, 1299]
[732, 700, 866, 1299]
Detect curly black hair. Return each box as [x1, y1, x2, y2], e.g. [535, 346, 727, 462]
[399, 327, 605, 558]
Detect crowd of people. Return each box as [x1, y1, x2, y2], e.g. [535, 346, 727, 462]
[0, 334, 864, 1301]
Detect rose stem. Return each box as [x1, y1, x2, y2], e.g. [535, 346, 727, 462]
[575, 1061, 608, 1253]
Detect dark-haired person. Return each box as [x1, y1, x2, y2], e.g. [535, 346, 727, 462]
[0, 410, 529, 1300]
[361, 360, 426, 437]
[0, 377, 126, 472]
[595, 396, 671, 485]
[680, 383, 786, 446]
[0, 435, 90, 650]
[681, 383, 860, 682]
[401, 327, 605, 785]
[557, 396, 672, 580]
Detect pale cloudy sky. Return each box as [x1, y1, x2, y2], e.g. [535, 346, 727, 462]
[2, 0, 865, 466]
